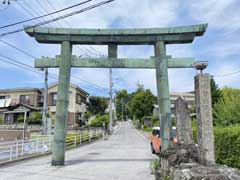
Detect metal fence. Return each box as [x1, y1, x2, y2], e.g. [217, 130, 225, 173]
[0, 128, 103, 163]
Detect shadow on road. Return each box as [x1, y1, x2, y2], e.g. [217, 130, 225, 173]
[65, 158, 153, 165]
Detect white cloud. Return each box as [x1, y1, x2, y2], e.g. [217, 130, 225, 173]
[187, 0, 239, 29]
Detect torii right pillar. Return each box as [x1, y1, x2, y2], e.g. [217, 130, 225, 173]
[195, 73, 215, 165]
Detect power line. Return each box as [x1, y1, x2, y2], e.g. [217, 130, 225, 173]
[0, 58, 46, 76]
[0, 39, 108, 89]
[0, 39, 37, 58]
[0, 0, 115, 37]
[0, 0, 91, 29]
[1, 0, 107, 58]
[0, 0, 112, 92]
[218, 18, 240, 33]
[35, 0, 62, 27]
[0, 52, 109, 91]
[21, 0, 57, 27]
[16, 2, 38, 22]
[45, 0, 70, 27]
[214, 69, 240, 77]
[0, 55, 109, 93]
[0, 4, 9, 12]
[0, 53, 35, 69]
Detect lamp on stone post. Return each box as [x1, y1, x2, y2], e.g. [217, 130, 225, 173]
[194, 61, 215, 165]
[194, 61, 208, 74]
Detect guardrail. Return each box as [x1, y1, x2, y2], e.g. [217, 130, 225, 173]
[0, 128, 103, 163]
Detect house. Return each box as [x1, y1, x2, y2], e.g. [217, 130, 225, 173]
[0, 88, 42, 124]
[47, 83, 89, 127]
[152, 92, 195, 116]
[0, 83, 89, 127]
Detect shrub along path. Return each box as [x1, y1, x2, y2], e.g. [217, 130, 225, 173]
[193, 125, 240, 169]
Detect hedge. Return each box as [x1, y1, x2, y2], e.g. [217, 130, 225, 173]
[193, 126, 240, 169]
[88, 114, 109, 127]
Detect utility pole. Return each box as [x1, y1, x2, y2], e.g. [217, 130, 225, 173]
[42, 68, 48, 135]
[122, 97, 124, 122]
[114, 95, 117, 122]
[23, 111, 27, 140]
[108, 44, 117, 133]
[109, 68, 113, 133]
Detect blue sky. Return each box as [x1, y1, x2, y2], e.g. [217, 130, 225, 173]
[0, 0, 240, 97]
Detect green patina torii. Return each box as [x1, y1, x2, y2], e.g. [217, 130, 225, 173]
[25, 23, 207, 166]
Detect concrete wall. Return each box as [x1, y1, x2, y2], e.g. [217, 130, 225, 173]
[0, 130, 30, 142]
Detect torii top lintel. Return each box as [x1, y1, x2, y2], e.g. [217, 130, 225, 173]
[24, 23, 207, 45]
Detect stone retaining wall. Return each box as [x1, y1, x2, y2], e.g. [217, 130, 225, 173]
[156, 144, 240, 180]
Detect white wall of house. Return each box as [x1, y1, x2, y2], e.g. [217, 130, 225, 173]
[48, 84, 88, 126]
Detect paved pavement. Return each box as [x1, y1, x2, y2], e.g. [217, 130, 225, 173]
[0, 122, 155, 180]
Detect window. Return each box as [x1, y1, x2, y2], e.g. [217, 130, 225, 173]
[0, 95, 10, 99]
[5, 114, 13, 124]
[76, 94, 86, 104]
[52, 93, 57, 106]
[81, 97, 86, 104]
[76, 94, 81, 104]
[20, 95, 30, 105]
[77, 113, 82, 121]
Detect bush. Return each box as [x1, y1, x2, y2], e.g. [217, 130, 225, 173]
[193, 125, 240, 169]
[88, 114, 109, 127]
[17, 114, 24, 123]
[28, 112, 42, 125]
[152, 115, 159, 127]
[0, 116, 4, 124]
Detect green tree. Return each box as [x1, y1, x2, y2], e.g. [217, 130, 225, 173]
[128, 89, 156, 125]
[88, 96, 108, 115]
[116, 90, 129, 121]
[211, 77, 222, 107]
[213, 87, 240, 126]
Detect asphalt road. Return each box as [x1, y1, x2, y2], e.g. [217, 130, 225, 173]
[0, 122, 155, 180]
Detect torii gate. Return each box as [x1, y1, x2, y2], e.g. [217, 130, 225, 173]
[25, 23, 207, 166]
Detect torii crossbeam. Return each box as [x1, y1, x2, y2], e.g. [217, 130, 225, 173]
[25, 23, 207, 166]
[35, 56, 196, 69]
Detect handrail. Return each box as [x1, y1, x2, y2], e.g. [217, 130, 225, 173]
[0, 128, 103, 163]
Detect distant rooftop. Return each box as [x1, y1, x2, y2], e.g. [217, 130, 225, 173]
[170, 92, 194, 97]
[0, 83, 89, 95]
[48, 82, 89, 95]
[0, 88, 41, 93]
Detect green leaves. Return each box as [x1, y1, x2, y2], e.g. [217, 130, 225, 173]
[210, 78, 222, 107]
[128, 88, 157, 122]
[115, 85, 157, 123]
[213, 87, 240, 126]
[89, 114, 109, 127]
[28, 112, 42, 125]
[88, 96, 108, 115]
[193, 125, 240, 169]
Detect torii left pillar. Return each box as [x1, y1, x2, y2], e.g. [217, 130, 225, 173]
[154, 41, 172, 151]
[52, 41, 72, 166]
